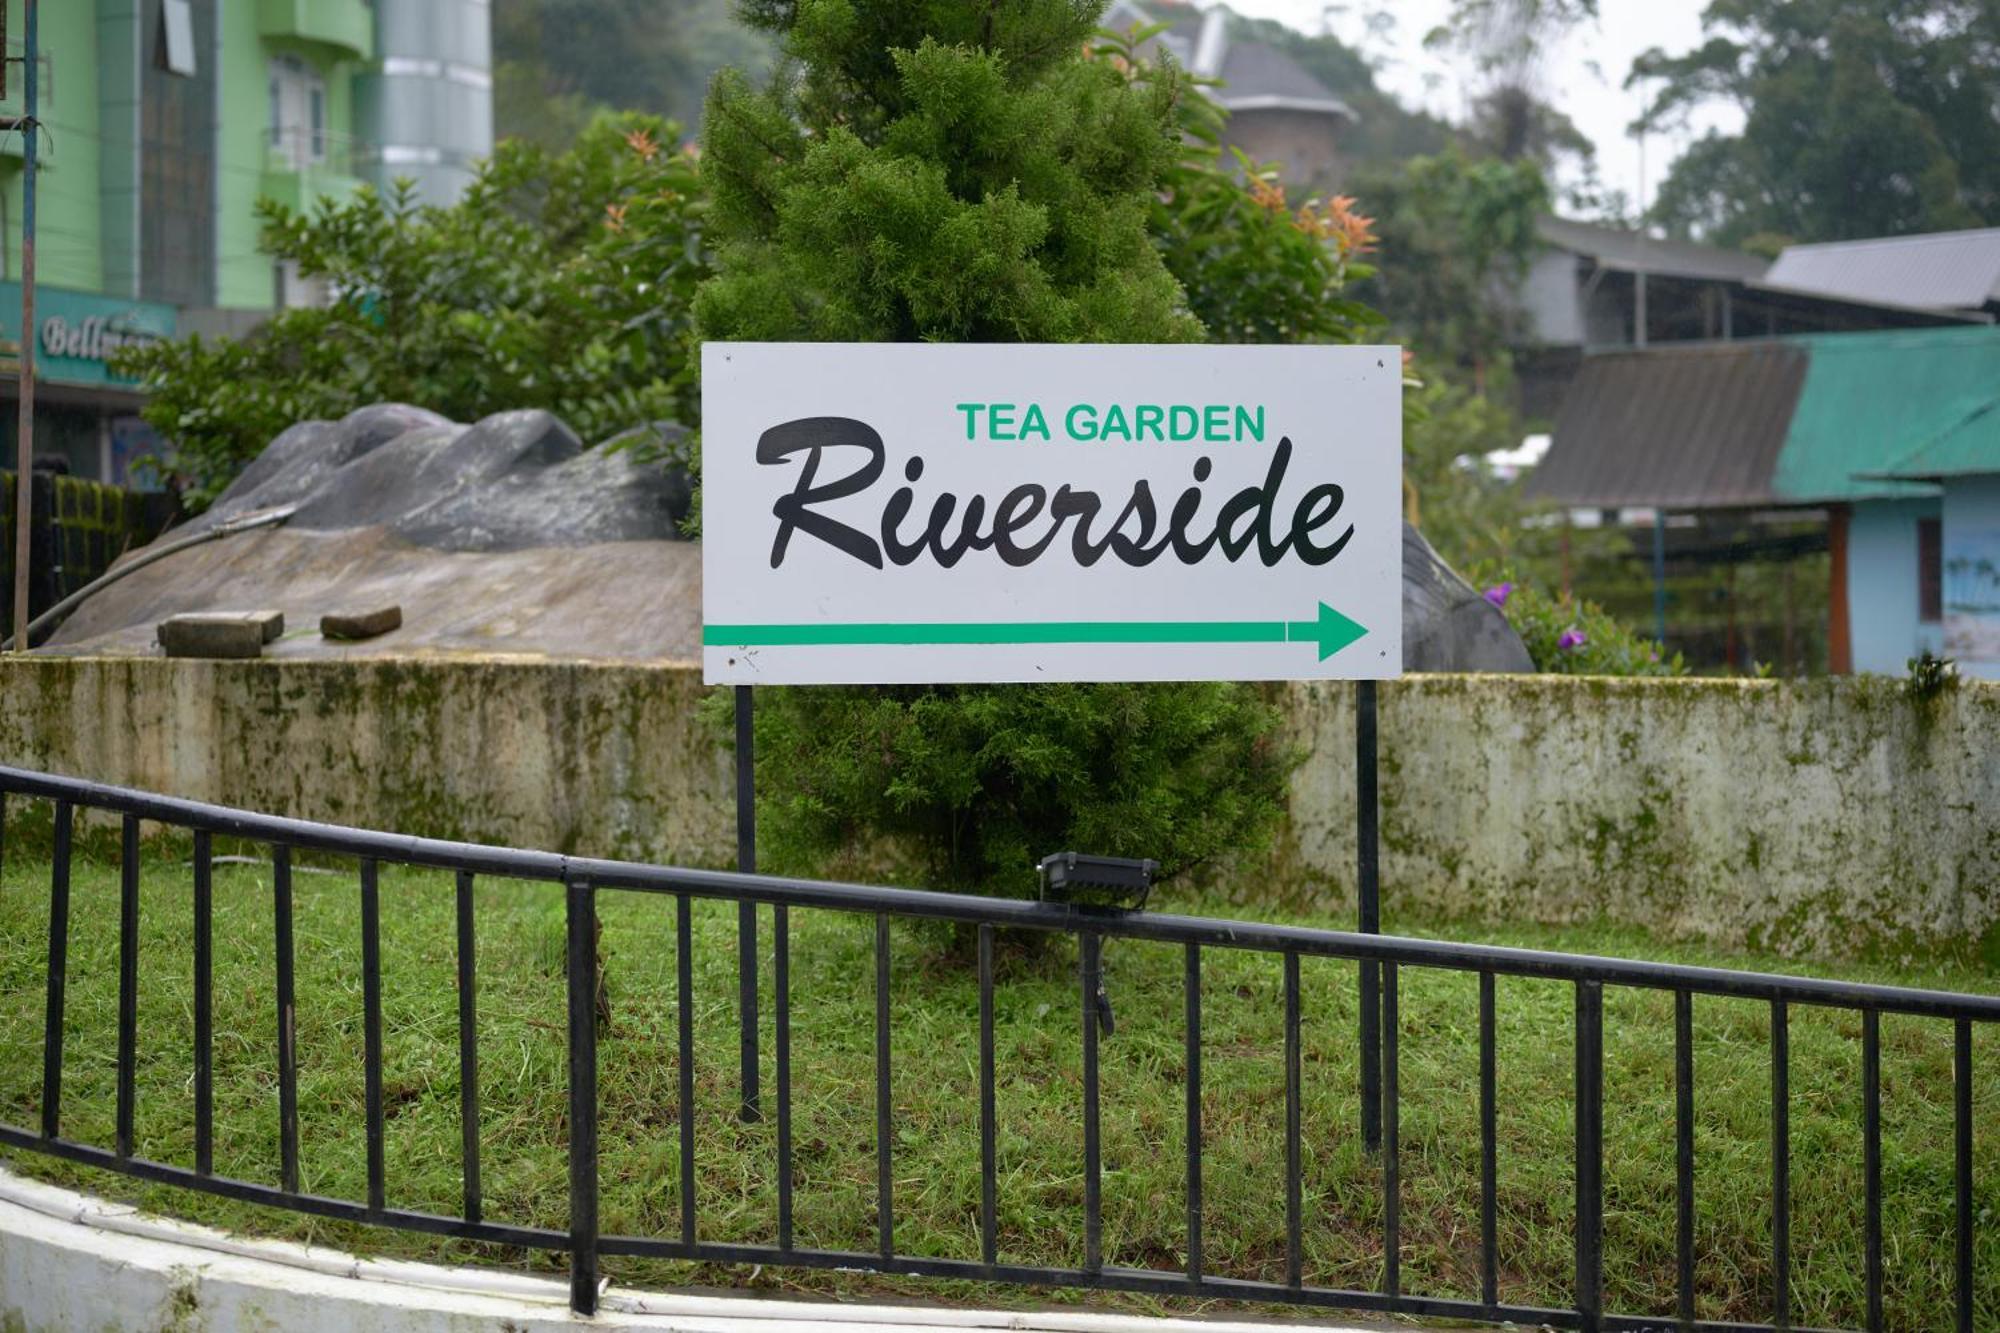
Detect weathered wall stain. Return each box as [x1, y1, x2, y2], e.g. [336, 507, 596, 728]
[2, 659, 1994, 957]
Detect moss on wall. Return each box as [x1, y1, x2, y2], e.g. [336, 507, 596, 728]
[1, 659, 1995, 957]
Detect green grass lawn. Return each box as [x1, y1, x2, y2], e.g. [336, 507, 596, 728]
[0, 826, 1995, 1331]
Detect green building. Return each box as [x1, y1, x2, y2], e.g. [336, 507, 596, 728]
[0, 0, 491, 483]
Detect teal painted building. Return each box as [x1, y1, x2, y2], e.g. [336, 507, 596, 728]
[1766, 328, 1996, 675]
[1530, 325, 2000, 677]
[0, 0, 489, 482]
[1871, 382, 2000, 680]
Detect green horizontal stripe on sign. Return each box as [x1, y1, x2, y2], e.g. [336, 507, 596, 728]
[703, 603, 1368, 660]
[704, 620, 1292, 646]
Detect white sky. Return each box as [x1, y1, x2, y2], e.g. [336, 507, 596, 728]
[1216, 0, 1747, 218]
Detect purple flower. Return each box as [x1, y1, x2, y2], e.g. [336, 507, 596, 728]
[1483, 582, 1513, 608]
[1558, 627, 1587, 652]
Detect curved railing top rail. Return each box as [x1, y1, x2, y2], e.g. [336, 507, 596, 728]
[5, 762, 1997, 1022]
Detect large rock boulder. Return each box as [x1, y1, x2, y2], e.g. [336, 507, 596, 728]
[1401, 522, 1535, 672]
[187, 405, 693, 551]
[47, 404, 1531, 671]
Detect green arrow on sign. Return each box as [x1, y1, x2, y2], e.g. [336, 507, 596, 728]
[705, 601, 1368, 661]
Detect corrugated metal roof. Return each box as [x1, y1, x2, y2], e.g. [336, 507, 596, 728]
[1536, 216, 1769, 284]
[1762, 228, 2000, 313]
[1876, 397, 2000, 480]
[1770, 327, 2000, 501]
[1524, 341, 1807, 509]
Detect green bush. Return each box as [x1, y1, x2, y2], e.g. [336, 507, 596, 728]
[111, 112, 705, 509]
[724, 683, 1294, 896]
[1480, 576, 1687, 676]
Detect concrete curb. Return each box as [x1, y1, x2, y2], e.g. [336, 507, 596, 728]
[0, 1166, 1395, 1332]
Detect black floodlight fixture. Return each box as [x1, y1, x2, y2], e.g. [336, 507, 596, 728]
[1037, 851, 1157, 912]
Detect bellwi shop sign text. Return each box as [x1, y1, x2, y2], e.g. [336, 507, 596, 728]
[702, 343, 1402, 685]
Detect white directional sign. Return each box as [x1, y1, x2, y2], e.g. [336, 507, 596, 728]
[702, 342, 1402, 685]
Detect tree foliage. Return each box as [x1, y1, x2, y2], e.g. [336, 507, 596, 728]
[1353, 148, 1548, 375]
[699, 1, 1353, 899]
[1141, 28, 1383, 346]
[1425, 0, 1599, 170]
[697, 2, 1200, 345]
[736, 682, 1294, 896]
[493, 0, 775, 142]
[112, 114, 705, 508]
[1635, 0, 2000, 245]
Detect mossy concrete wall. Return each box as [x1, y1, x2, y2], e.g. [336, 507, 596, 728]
[0, 656, 734, 867]
[1275, 675, 2000, 958]
[1, 658, 1995, 956]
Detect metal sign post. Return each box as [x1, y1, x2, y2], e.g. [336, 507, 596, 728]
[735, 683, 759, 1122]
[1356, 678, 1381, 1152]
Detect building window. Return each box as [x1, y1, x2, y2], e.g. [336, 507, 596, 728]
[1918, 517, 1942, 622]
[160, 0, 198, 77]
[268, 56, 327, 168]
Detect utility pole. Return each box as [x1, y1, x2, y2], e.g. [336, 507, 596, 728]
[7, 0, 36, 653]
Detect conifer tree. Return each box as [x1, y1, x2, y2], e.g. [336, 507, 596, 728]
[696, 0, 1202, 344]
[697, 2, 1292, 901]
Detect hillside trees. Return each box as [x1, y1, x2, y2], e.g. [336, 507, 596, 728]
[1635, 0, 2000, 245]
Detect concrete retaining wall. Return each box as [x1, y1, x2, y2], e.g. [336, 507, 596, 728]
[1, 656, 1995, 957]
[1274, 675, 2000, 958]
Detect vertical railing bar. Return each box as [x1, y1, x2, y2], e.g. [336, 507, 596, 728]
[1676, 989, 1695, 1329]
[1185, 941, 1203, 1286]
[39, 799, 71, 1140]
[1480, 969, 1498, 1312]
[738, 900, 760, 1123]
[677, 892, 696, 1247]
[775, 903, 793, 1253]
[274, 844, 299, 1196]
[193, 829, 213, 1177]
[361, 858, 386, 1216]
[1771, 998, 1789, 1330]
[1285, 948, 1303, 1289]
[1862, 1008, 1882, 1333]
[978, 922, 997, 1268]
[1955, 1017, 1973, 1333]
[0, 790, 6, 893]
[115, 814, 139, 1160]
[565, 876, 600, 1316]
[454, 869, 481, 1224]
[1082, 930, 1103, 1276]
[1575, 979, 1604, 1333]
[1382, 961, 1400, 1298]
[875, 911, 893, 1263]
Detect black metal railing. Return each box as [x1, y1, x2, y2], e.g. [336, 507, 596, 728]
[0, 762, 1992, 1331]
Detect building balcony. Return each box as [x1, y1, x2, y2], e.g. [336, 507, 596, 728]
[259, 0, 374, 62]
[260, 130, 368, 214]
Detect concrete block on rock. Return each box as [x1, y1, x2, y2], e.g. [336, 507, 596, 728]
[156, 613, 276, 658]
[321, 606, 403, 640]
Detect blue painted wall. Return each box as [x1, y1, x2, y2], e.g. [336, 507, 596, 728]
[1942, 476, 2000, 681]
[1848, 497, 1943, 674]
